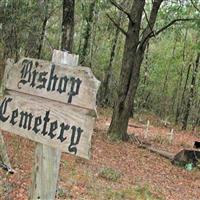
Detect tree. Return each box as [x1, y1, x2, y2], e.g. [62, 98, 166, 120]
[79, 0, 96, 64]
[1, 0, 31, 61]
[25, 0, 51, 59]
[61, 0, 75, 52]
[37, 0, 49, 59]
[182, 53, 200, 130]
[108, 0, 164, 141]
[0, 0, 198, 131]
[101, 12, 123, 106]
[107, 0, 195, 140]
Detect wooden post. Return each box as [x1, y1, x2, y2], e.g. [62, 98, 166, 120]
[0, 130, 11, 169]
[30, 50, 79, 200]
[30, 144, 61, 199]
[167, 129, 174, 145]
[0, 61, 12, 171]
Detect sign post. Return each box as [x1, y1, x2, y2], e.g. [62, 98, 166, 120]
[31, 51, 75, 200]
[0, 130, 12, 170]
[0, 50, 100, 199]
[0, 60, 13, 172]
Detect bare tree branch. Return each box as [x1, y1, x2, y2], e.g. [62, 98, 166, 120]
[191, 0, 200, 12]
[143, 8, 156, 38]
[47, 5, 62, 20]
[141, 18, 196, 48]
[109, 0, 134, 24]
[139, 0, 163, 49]
[44, 35, 54, 52]
[155, 18, 195, 36]
[106, 14, 128, 36]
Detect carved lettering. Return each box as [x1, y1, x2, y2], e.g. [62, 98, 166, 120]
[33, 116, 42, 134]
[10, 109, 18, 125]
[48, 120, 58, 139]
[0, 97, 12, 122]
[17, 59, 83, 104]
[47, 64, 58, 92]
[68, 78, 82, 103]
[41, 110, 50, 136]
[68, 126, 83, 154]
[0, 97, 84, 153]
[19, 111, 33, 130]
[57, 123, 70, 142]
[18, 59, 33, 88]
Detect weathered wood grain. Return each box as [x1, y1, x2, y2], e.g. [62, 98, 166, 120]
[0, 130, 11, 168]
[0, 65, 12, 171]
[0, 91, 95, 159]
[52, 49, 79, 66]
[1, 59, 13, 97]
[30, 144, 61, 200]
[30, 51, 80, 200]
[4, 57, 100, 111]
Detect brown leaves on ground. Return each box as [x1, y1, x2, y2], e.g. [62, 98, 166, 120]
[1, 110, 200, 200]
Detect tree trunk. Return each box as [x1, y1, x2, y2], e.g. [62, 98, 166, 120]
[143, 43, 149, 86]
[139, 44, 151, 110]
[175, 29, 188, 124]
[182, 53, 200, 130]
[175, 63, 191, 124]
[173, 63, 184, 123]
[61, 0, 75, 52]
[160, 36, 177, 117]
[80, 0, 96, 64]
[102, 14, 122, 106]
[37, 0, 49, 59]
[37, 18, 48, 59]
[193, 101, 200, 130]
[108, 0, 163, 141]
[25, 25, 41, 58]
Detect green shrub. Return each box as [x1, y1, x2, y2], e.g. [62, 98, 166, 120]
[98, 167, 121, 182]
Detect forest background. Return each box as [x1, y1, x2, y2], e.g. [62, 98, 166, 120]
[0, 0, 200, 134]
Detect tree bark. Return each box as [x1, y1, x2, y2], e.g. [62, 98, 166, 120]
[108, 0, 163, 141]
[174, 29, 188, 124]
[102, 13, 122, 106]
[2, 1, 19, 61]
[80, 0, 96, 64]
[175, 63, 191, 124]
[193, 101, 200, 130]
[160, 36, 177, 117]
[61, 0, 75, 52]
[37, 18, 48, 59]
[182, 53, 200, 130]
[37, 0, 49, 59]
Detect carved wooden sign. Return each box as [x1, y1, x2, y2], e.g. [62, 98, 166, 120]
[0, 58, 100, 159]
[5, 58, 99, 110]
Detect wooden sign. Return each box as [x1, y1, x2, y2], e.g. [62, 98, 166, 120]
[0, 91, 95, 159]
[1, 57, 100, 159]
[4, 58, 100, 110]
[0, 52, 100, 200]
[52, 50, 79, 66]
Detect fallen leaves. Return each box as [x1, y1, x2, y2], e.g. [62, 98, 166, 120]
[0, 111, 200, 199]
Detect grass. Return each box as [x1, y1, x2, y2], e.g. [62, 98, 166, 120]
[105, 187, 135, 200]
[90, 185, 163, 200]
[153, 134, 170, 145]
[98, 167, 121, 182]
[135, 184, 163, 200]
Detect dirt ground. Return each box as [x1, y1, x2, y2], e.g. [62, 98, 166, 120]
[1, 110, 200, 200]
